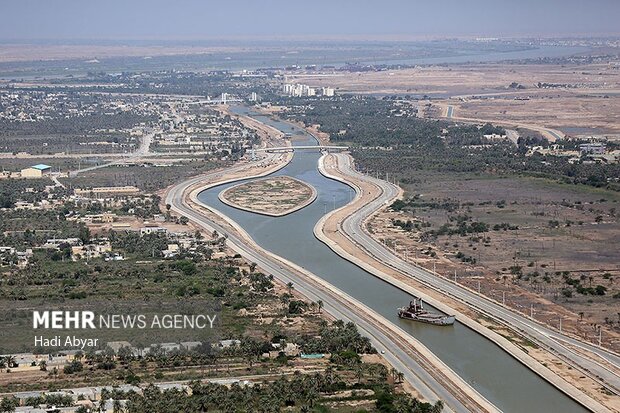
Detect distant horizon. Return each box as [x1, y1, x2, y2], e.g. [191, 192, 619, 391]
[1, 0, 619, 41]
[1, 33, 620, 44]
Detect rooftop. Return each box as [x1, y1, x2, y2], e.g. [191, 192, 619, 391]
[31, 164, 51, 170]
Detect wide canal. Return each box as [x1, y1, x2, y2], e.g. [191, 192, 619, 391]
[197, 107, 588, 413]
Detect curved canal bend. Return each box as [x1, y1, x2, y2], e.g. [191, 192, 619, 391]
[197, 107, 588, 413]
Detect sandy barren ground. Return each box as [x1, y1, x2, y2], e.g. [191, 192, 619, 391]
[291, 63, 620, 97]
[453, 94, 620, 136]
[290, 63, 620, 136]
[220, 175, 316, 216]
[0, 44, 255, 63]
[369, 174, 620, 351]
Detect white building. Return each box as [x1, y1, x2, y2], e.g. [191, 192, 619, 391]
[321, 87, 335, 97]
[579, 142, 606, 155]
[283, 83, 317, 97]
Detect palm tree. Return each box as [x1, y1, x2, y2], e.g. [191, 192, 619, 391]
[303, 385, 319, 410]
[0, 396, 18, 413]
[324, 366, 336, 388]
[355, 363, 364, 384]
[286, 282, 294, 295]
[317, 300, 323, 314]
[378, 365, 388, 382]
[99, 389, 109, 413]
[113, 398, 123, 413]
[394, 394, 415, 413]
[390, 367, 399, 383]
[4, 355, 16, 368]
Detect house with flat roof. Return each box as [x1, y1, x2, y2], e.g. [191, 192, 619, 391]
[20, 164, 52, 179]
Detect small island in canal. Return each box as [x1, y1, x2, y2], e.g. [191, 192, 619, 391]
[219, 176, 317, 216]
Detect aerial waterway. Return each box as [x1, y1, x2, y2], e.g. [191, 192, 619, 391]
[197, 107, 588, 413]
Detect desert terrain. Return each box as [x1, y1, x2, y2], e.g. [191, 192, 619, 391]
[290, 63, 620, 137]
[369, 173, 620, 350]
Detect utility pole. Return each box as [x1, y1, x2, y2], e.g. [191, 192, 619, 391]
[454, 269, 457, 283]
[530, 304, 534, 319]
[502, 291, 506, 306]
[433, 261, 436, 274]
[559, 317, 562, 334]
[477, 280, 481, 294]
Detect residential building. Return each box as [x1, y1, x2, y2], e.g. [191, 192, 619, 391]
[74, 186, 140, 198]
[579, 142, 606, 155]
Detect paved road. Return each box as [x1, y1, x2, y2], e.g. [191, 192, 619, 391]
[333, 153, 620, 395]
[69, 129, 159, 176]
[165, 159, 489, 413]
[254, 145, 349, 152]
[439, 107, 563, 143]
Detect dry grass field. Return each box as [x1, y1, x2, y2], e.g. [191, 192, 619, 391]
[369, 173, 620, 350]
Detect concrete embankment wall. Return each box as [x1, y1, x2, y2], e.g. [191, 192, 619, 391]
[187, 162, 498, 413]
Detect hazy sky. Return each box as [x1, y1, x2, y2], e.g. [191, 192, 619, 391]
[1, 0, 619, 41]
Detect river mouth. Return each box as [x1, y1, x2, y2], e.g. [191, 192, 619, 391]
[197, 107, 588, 413]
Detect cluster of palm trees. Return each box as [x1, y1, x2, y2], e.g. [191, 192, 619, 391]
[87, 369, 443, 413]
[0, 355, 16, 369]
[303, 320, 374, 355]
[284, 95, 620, 192]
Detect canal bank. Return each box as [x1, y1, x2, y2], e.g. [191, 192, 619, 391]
[188, 174, 497, 412]
[195, 107, 591, 413]
[315, 153, 611, 413]
[172, 139, 495, 411]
